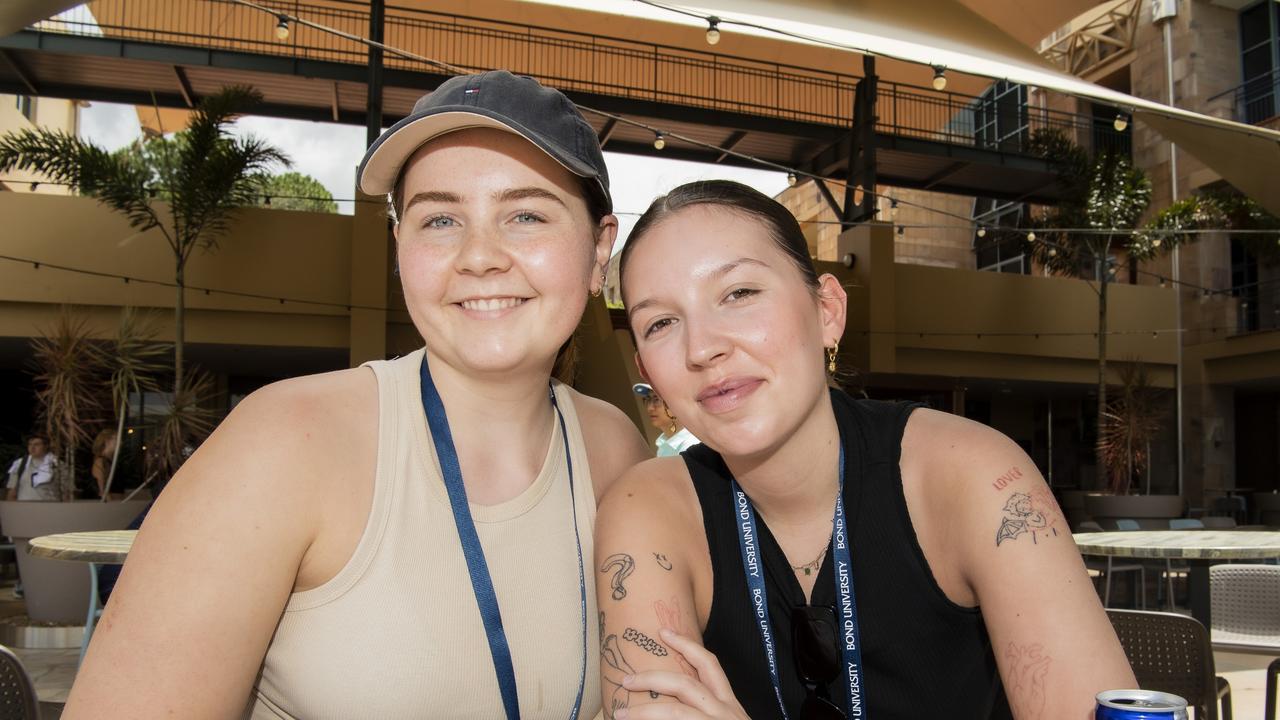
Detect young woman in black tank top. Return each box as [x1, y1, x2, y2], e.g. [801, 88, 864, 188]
[595, 180, 1135, 719]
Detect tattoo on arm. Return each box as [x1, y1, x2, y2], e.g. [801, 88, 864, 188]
[601, 612, 659, 718]
[995, 487, 1062, 547]
[654, 553, 672, 571]
[623, 628, 668, 656]
[600, 554, 635, 600]
[1005, 642, 1051, 720]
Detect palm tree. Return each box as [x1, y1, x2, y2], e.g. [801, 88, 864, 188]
[93, 308, 169, 499]
[0, 86, 289, 397]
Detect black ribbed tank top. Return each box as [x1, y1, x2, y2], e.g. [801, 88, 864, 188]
[683, 391, 1012, 718]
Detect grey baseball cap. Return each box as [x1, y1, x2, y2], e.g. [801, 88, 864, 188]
[358, 71, 611, 213]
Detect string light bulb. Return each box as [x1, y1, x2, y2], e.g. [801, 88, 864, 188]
[976, 226, 986, 238]
[1026, 231, 1036, 242]
[705, 17, 721, 45]
[1159, 276, 1167, 288]
[653, 132, 665, 150]
[897, 225, 905, 236]
[889, 198, 899, 220]
[787, 172, 797, 187]
[931, 66, 948, 91]
[275, 16, 290, 41]
[1152, 237, 1162, 248]
[1113, 113, 1128, 132]
[1048, 248, 1057, 257]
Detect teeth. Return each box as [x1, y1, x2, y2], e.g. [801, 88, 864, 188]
[460, 297, 524, 312]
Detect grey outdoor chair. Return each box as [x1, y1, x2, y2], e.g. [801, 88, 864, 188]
[1160, 518, 1204, 609]
[0, 644, 39, 720]
[1107, 609, 1232, 720]
[1079, 520, 1147, 608]
[1210, 564, 1280, 653]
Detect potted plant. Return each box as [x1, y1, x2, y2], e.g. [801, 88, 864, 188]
[0, 309, 150, 628]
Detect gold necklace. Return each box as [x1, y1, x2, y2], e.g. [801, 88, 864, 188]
[789, 534, 833, 576]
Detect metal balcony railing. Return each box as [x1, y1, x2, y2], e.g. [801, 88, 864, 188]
[1208, 67, 1280, 126]
[31, 0, 1122, 156]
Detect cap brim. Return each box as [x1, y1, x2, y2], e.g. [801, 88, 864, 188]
[358, 108, 599, 196]
[632, 383, 654, 396]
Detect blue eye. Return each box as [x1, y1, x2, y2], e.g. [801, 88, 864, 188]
[424, 215, 456, 229]
[643, 317, 674, 339]
[513, 211, 546, 223]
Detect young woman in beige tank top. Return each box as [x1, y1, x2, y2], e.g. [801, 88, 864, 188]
[64, 72, 650, 719]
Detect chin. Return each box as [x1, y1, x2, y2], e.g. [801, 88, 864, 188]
[693, 416, 785, 461]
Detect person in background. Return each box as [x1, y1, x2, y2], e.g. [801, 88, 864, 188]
[90, 428, 118, 499]
[6, 433, 62, 502]
[632, 383, 699, 457]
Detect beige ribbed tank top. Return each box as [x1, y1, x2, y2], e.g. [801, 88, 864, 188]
[247, 348, 601, 719]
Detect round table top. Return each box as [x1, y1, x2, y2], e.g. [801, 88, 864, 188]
[28, 530, 137, 564]
[1073, 530, 1280, 560]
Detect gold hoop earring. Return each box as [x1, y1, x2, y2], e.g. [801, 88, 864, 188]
[826, 341, 839, 374]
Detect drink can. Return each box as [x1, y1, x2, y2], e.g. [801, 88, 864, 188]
[1095, 690, 1189, 720]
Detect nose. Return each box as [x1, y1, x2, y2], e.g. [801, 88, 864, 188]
[453, 223, 511, 277]
[683, 314, 731, 369]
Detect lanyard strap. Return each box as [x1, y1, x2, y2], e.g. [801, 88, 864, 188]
[419, 355, 587, 720]
[731, 446, 867, 719]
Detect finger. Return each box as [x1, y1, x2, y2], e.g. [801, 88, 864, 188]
[658, 629, 735, 700]
[618, 701, 711, 720]
[624, 670, 715, 711]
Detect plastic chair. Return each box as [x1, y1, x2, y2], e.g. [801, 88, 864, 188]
[0, 644, 40, 720]
[1265, 657, 1278, 720]
[1104, 520, 1148, 609]
[1078, 520, 1146, 608]
[1199, 516, 1238, 530]
[1107, 609, 1233, 720]
[1210, 496, 1247, 524]
[1209, 564, 1280, 653]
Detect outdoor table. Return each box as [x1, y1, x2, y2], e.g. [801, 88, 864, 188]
[1074, 530, 1280, 630]
[27, 530, 137, 664]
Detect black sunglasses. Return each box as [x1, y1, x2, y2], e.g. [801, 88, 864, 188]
[791, 605, 846, 720]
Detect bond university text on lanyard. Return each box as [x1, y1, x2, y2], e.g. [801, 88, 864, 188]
[419, 355, 588, 720]
[731, 445, 867, 719]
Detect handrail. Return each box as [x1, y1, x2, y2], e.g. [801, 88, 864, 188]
[34, 0, 1122, 155]
[1207, 67, 1280, 125]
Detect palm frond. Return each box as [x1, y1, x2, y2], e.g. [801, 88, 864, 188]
[30, 309, 108, 460]
[0, 128, 164, 236]
[146, 366, 218, 481]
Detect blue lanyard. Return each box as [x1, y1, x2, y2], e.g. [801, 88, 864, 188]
[730, 446, 867, 719]
[419, 355, 587, 720]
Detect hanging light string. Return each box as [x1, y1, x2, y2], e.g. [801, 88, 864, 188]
[5, 251, 1269, 336]
[12, 177, 1280, 241]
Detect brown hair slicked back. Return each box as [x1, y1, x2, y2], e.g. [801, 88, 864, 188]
[617, 180, 819, 305]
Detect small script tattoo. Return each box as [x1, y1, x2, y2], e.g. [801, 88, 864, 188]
[992, 466, 1024, 491]
[995, 488, 1061, 546]
[654, 553, 672, 571]
[600, 554, 635, 601]
[623, 627, 668, 657]
[1005, 642, 1051, 720]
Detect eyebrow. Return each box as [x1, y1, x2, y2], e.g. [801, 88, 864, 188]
[625, 257, 770, 323]
[402, 186, 567, 215]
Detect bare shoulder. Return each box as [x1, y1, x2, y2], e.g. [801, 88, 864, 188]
[565, 387, 651, 501]
[598, 456, 697, 522]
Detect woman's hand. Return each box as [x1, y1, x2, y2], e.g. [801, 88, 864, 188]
[615, 629, 750, 720]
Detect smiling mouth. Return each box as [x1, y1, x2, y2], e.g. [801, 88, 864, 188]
[458, 297, 528, 312]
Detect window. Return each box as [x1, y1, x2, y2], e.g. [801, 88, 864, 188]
[1231, 236, 1260, 332]
[972, 198, 1030, 274]
[1240, 1, 1280, 123]
[974, 81, 1029, 152]
[15, 95, 33, 121]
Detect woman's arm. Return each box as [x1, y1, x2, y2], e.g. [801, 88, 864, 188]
[64, 370, 377, 719]
[904, 410, 1135, 720]
[595, 458, 718, 718]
